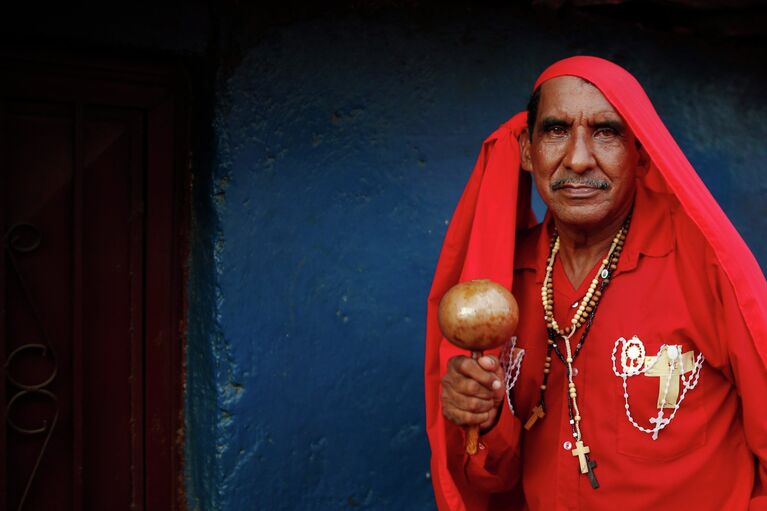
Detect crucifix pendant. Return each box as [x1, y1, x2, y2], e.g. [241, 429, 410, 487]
[584, 457, 599, 489]
[524, 404, 545, 430]
[571, 440, 599, 489]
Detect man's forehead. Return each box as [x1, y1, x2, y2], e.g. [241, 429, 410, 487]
[538, 75, 622, 120]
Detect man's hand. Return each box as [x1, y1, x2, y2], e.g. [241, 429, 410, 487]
[442, 355, 505, 432]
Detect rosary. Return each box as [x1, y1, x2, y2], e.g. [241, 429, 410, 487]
[525, 213, 631, 490]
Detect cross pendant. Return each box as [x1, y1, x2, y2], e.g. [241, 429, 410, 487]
[571, 441, 599, 489]
[524, 405, 545, 430]
[585, 457, 599, 489]
[649, 410, 670, 440]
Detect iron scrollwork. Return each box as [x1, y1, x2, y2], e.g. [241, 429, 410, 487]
[4, 223, 60, 511]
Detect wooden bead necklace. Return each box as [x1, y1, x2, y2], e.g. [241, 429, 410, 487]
[524, 213, 631, 490]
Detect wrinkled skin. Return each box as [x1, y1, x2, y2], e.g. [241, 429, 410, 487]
[441, 76, 648, 432]
[441, 355, 505, 430]
[521, 76, 646, 241]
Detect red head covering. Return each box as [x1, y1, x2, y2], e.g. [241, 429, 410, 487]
[424, 56, 767, 510]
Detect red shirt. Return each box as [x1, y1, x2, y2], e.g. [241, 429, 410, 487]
[455, 184, 767, 510]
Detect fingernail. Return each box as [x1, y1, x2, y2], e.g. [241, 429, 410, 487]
[492, 379, 502, 390]
[480, 356, 494, 367]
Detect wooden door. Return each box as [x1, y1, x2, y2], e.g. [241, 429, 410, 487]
[0, 55, 187, 511]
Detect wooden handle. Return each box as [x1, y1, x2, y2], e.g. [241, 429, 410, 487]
[466, 425, 480, 455]
[466, 350, 482, 455]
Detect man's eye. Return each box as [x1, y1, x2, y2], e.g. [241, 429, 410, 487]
[595, 128, 618, 138]
[547, 126, 567, 136]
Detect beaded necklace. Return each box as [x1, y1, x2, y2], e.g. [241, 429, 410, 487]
[525, 213, 631, 490]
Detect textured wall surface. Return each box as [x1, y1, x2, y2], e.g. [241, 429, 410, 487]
[182, 9, 767, 511]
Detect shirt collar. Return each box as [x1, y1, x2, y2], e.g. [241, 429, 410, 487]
[514, 182, 675, 282]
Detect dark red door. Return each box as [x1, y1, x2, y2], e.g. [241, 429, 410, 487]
[1, 56, 187, 511]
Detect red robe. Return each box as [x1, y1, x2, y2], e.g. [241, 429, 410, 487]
[424, 56, 767, 510]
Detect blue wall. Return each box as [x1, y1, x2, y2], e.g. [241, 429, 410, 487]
[184, 10, 767, 511]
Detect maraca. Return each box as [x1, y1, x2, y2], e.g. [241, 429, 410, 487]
[438, 278, 519, 454]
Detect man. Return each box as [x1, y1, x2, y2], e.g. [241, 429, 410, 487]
[424, 57, 767, 510]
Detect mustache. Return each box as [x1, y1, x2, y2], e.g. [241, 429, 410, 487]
[551, 177, 611, 191]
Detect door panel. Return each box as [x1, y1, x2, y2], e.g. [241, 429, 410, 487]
[1, 57, 186, 511]
[5, 103, 75, 511]
[81, 109, 143, 510]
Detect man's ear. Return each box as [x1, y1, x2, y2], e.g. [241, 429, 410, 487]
[636, 141, 650, 177]
[519, 128, 533, 172]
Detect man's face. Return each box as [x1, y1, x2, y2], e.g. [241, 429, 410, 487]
[521, 76, 647, 231]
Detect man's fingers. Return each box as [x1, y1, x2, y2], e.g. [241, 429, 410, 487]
[442, 387, 495, 414]
[442, 406, 491, 428]
[441, 354, 507, 429]
[478, 355, 503, 375]
[478, 355, 505, 389]
[442, 404, 500, 429]
[479, 406, 500, 431]
[451, 355, 504, 392]
[477, 355, 498, 371]
[443, 372, 493, 399]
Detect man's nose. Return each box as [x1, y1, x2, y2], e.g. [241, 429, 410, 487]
[563, 128, 596, 173]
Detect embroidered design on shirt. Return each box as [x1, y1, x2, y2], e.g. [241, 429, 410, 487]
[500, 337, 525, 416]
[611, 336, 704, 440]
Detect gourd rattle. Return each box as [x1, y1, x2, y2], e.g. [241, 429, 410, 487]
[438, 279, 519, 454]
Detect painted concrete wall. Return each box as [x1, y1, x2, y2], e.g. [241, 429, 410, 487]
[183, 9, 767, 511]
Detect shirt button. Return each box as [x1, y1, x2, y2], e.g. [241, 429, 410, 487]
[572, 367, 579, 377]
[563, 441, 573, 451]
